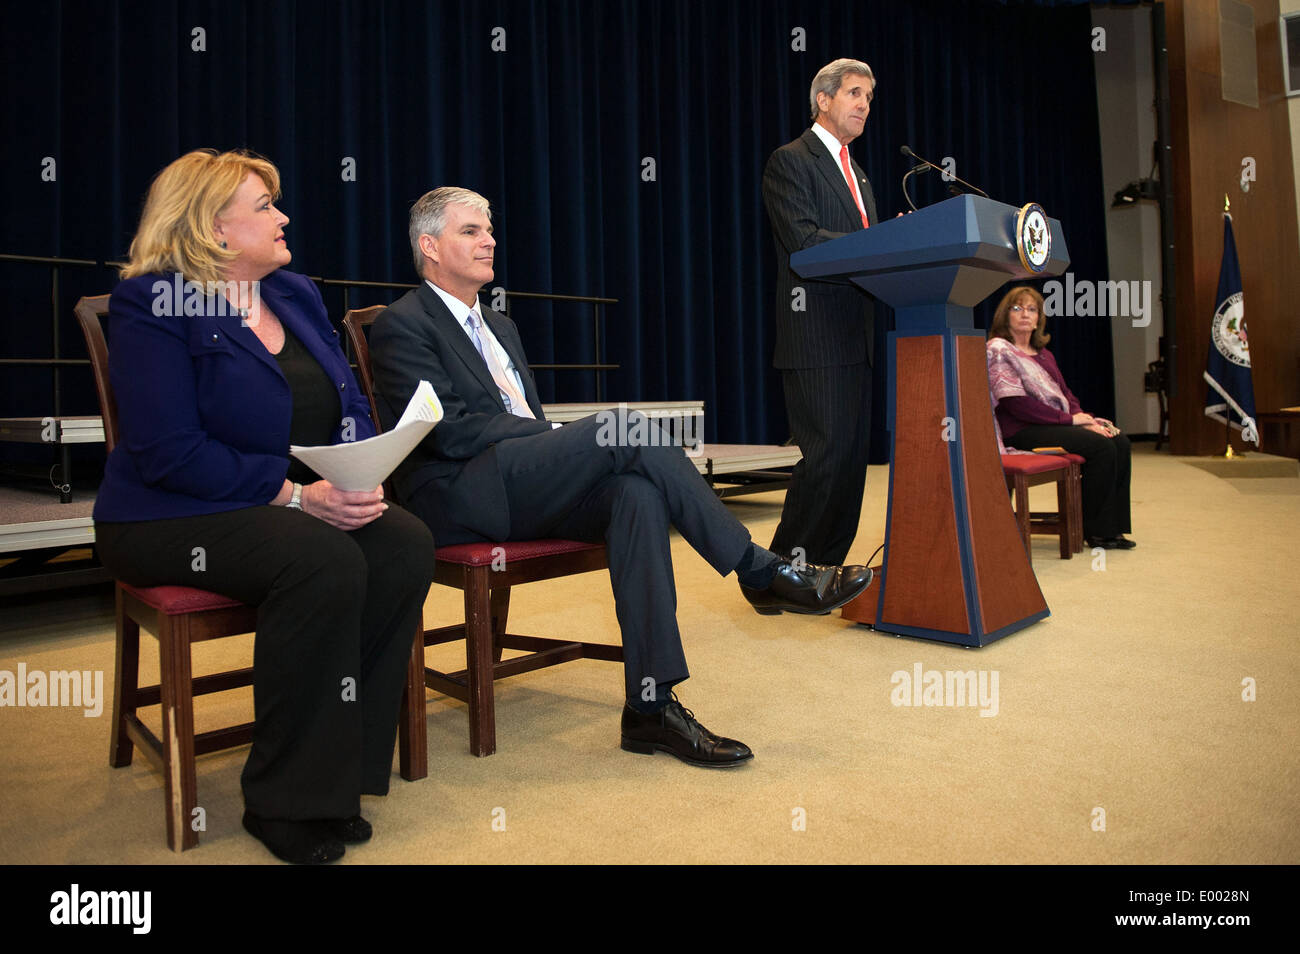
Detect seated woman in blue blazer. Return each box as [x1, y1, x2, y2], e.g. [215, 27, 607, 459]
[93, 149, 436, 864]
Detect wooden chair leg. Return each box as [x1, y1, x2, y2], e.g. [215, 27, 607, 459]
[1013, 473, 1033, 562]
[463, 567, 497, 757]
[399, 622, 428, 781]
[490, 586, 511, 663]
[1055, 472, 1072, 559]
[1070, 464, 1085, 553]
[109, 588, 138, 768]
[159, 615, 200, 852]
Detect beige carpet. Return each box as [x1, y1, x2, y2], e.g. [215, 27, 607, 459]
[1, 444, 1296, 864]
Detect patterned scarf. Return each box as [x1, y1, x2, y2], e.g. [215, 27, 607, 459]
[986, 336, 1069, 455]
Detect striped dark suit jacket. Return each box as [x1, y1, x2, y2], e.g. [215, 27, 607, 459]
[761, 128, 876, 370]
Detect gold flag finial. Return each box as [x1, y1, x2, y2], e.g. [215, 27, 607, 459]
[1224, 193, 1230, 213]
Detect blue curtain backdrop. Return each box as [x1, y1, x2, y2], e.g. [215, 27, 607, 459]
[0, 0, 1115, 472]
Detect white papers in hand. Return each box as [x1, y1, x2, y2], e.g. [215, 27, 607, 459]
[290, 380, 443, 491]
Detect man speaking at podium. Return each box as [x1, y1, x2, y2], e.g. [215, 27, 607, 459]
[761, 58, 878, 567]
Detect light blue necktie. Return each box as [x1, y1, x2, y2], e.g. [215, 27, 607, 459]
[466, 310, 535, 419]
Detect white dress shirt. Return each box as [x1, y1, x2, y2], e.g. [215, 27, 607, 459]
[811, 122, 868, 223]
[426, 280, 529, 409]
[425, 281, 558, 425]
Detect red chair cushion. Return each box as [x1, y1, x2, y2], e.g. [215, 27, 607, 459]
[1062, 452, 1084, 465]
[435, 539, 605, 567]
[1001, 454, 1070, 476]
[119, 583, 248, 616]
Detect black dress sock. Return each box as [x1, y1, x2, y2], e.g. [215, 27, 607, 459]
[734, 542, 779, 588]
[627, 678, 684, 714]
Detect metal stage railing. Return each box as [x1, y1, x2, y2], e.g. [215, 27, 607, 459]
[319, 277, 619, 401]
[0, 253, 620, 502]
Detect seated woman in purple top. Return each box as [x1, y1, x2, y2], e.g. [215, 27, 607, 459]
[986, 285, 1135, 550]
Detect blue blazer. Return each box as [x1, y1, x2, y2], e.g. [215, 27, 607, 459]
[93, 269, 376, 522]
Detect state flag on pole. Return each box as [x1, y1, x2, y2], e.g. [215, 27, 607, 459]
[1203, 213, 1259, 445]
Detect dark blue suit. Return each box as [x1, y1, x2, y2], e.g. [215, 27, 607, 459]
[92, 268, 432, 822]
[370, 282, 751, 702]
[370, 282, 552, 545]
[762, 128, 877, 565]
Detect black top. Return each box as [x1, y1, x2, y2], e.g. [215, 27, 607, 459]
[273, 324, 339, 485]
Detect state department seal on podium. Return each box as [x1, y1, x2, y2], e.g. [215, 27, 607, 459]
[1015, 202, 1050, 273]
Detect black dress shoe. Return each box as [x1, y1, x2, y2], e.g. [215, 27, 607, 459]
[740, 560, 873, 615]
[1087, 536, 1137, 550]
[319, 815, 371, 844]
[621, 696, 753, 768]
[243, 811, 345, 865]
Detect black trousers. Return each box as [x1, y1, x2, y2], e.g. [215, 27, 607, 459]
[95, 504, 435, 820]
[771, 362, 872, 565]
[1006, 426, 1133, 539]
[461, 413, 752, 703]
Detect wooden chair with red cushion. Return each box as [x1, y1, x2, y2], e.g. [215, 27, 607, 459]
[342, 305, 621, 757]
[1000, 452, 1084, 562]
[76, 294, 427, 852]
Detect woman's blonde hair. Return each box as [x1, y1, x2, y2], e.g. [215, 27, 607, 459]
[121, 149, 281, 286]
[988, 285, 1052, 350]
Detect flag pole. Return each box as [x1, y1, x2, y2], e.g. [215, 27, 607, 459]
[1216, 194, 1240, 459]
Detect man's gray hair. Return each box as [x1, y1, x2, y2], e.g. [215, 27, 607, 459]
[409, 186, 492, 276]
[809, 58, 875, 120]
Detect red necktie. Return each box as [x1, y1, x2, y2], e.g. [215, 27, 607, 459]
[839, 144, 869, 229]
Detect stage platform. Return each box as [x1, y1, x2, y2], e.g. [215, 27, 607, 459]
[0, 416, 105, 504]
[0, 415, 105, 444]
[692, 443, 803, 497]
[0, 485, 105, 597]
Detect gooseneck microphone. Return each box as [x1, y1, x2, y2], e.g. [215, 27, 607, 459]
[900, 146, 932, 213]
[899, 145, 990, 209]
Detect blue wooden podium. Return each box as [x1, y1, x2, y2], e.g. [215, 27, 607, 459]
[791, 194, 1070, 646]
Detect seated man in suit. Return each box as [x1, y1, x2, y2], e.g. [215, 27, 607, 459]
[370, 187, 873, 767]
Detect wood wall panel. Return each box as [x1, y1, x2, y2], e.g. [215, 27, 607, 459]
[1167, 0, 1300, 455]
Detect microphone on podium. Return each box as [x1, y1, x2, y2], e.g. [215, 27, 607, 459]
[899, 145, 933, 212]
[899, 145, 990, 209]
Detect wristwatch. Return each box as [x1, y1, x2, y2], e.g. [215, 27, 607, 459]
[286, 482, 303, 511]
